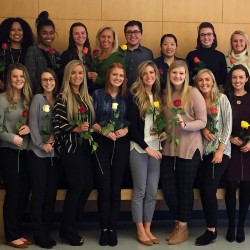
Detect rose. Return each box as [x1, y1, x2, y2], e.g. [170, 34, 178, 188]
[82, 47, 89, 54]
[194, 57, 200, 63]
[158, 68, 163, 75]
[93, 49, 100, 56]
[79, 106, 87, 114]
[210, 107, 218, 115]
[22, 110, 29, 118]
[230, 57, 236, 64]
[112, 102, 118, 110]
[120, 44, 127, 50]
[153, 101, 160, 109]
[42, 105, 50, 113]
[2, 43, 8, 50]
[49, 48, 56, 55]
[241, 120, 250, 129]
[173, 99, 182, 107]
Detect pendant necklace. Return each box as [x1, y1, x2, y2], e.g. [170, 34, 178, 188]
[10, 48, 21, 63]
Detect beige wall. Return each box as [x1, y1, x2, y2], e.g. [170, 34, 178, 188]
[1, 0, 250, 58]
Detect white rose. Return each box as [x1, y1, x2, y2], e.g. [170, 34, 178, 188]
[112, 102, 118, 110]
[42, 105, 50, 113]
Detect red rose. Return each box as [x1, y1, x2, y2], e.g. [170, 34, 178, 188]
[210, 107, 218, 115]
[230, 57, 236, 64]
[2, 43, 8, 50]
[158, 68, 163, 75]
[173, 99, 182, 107]
[49, 48, 56, 55]
[22, 110, 29, 118]
[79, 106, 86, 114]
[82, 47, 89, 54]
[193, 57, 200, 63]
[93, 49, 100, 56]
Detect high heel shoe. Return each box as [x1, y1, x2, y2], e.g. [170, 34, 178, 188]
[60, 235, 84, 246]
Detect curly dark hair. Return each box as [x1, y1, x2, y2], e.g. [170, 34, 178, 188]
[0, 17, 34, 50]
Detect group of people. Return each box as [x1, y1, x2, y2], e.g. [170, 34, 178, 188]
[0, 10, 250, 249]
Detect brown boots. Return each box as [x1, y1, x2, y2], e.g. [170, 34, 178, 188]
[167, 223, 188, 245]
[166, 221, 179, 241]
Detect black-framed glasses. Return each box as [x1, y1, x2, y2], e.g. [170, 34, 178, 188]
[42, 78, 55, 82]
[125, 30, 141, 35]
[200, 32, 213, 38]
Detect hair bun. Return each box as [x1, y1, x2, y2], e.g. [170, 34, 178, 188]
[36, 11, 49, 25]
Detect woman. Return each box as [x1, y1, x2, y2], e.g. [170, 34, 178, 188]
[186, 22, 227, 87]
[226, 30, 250, 73]
[0, 63, 33, 248]
[92, 63, 129, 246]
[25, 11, 61, 93]
[154, 34, 185, 91]
[127, 61, 162, 246]
[194, 69, 232, 245]
[53, 60, 94, 246]
[224, 64, 250, 243]
[27, 69, 59, 248]
[88, 26, 126, 92]
[161, 60, 207, 245]
[61, 22, 92, 71]
[0, 17, 34, 91]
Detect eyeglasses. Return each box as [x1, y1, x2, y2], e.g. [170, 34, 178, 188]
[200, 32, 213, 38]
[42, 78, 55, 82]
[125, 30, 141, 36]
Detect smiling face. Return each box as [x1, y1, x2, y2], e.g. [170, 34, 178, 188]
[10, 69, 25, 90]
[231, 33, 247, 54]
[199, 27, 215, 48]
[99, 29, 114, 50]
[73, 26, 87, 47]
[70, 64, 84, 91]
[109, 67, 125, 88]
[169, 66, 186, 87]
[161, 36, 177, 58]
[142, 65, 156, 89]
[231, 69, 249, 92]
[196, 72, 214, 95]
[41, 72, 56, 94]
[39, 25, 55, 48]
[9, 21, 23, 44]
[125, 25, 142, 48]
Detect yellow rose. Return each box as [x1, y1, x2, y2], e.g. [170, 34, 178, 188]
[241, 120, 250, 129]
[153, 101, 160, 109]
[120, 44, 127, 51]
[112, 102, 118, 110]
[42, 105, 50, 113]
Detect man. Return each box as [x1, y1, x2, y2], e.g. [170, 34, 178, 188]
[122, 20, 153, 88]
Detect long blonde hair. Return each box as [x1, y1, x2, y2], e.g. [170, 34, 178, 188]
[130, 61, 162, 118]
[194, 68, 221, 107]
[165, 60, 190, 108]
[60, 60, 95, 121]
[5, 63, 33, 110]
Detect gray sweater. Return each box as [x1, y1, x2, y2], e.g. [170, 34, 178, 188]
[0, 94, 29, 150]
[28, 94, 56, 158]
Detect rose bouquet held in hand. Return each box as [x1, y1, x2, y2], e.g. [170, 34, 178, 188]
[193, 57, 206, 74]
[0, 43, 8, 72]
[91, 49, 100, 72]
[48, 48, 61, 71]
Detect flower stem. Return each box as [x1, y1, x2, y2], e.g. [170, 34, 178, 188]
[95, 151, 103, 175]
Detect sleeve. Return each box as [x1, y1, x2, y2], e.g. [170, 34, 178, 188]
[183, 88, 207, 131]
[218, 54, 228, 86]
[219, 94, 232, 144]
[24, 46, 37, 89]
[0, 97, 16, 143]
[127, 95, 148, 150]
[53, 94, 77, 137]
[28, 95, 45, 150]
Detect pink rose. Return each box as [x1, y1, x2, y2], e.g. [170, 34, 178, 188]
[2, 43, 8, 50]
[78, 106, 86, 114]
[49, 48, 56, 55]
[158, 68, 163, 75]
[230, 57, 236, 64]
[210, 107, 217, 115]
[173, 99, 182, 107]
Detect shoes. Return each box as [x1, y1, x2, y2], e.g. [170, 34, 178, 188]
[195, 229, 217, 246]
[35, 240, 54, 249]
[6, 241, 28, 249]
[49, 238, 56, 246]
[60, 234, 84, 246]
[166, 221, 179, 241]
[108, 229, 118, 246]
[22, 239, 33, 245]
[236, 227, 245, 243]
[168, 224, 188, 245]
[226, 225, 235, 242]
[150, 238, 160, 244]
[99, 229, 109, 246]
[137, 238, 153, 246]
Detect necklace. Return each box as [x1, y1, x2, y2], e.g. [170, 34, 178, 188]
[10, 48, 21, 63]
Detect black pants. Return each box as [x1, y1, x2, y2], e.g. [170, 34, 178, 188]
[59, 144, 93, 238]
[197, 154, 229, 227]
[160, 149, 201, 222]
[94, 134, 129, 230]
[27, 150, 59, 240]
[0, 147, 30, 241]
